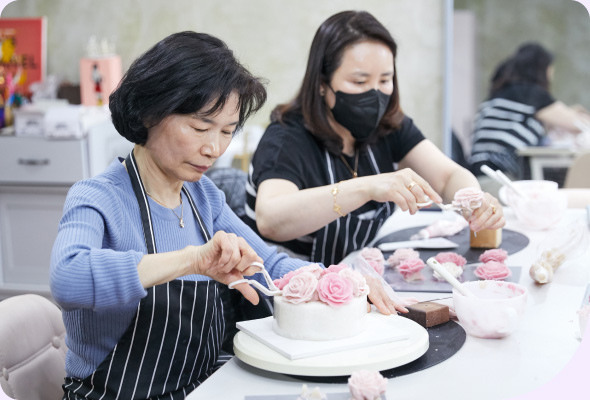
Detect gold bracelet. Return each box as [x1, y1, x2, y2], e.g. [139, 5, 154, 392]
[331, 183, 347, 217]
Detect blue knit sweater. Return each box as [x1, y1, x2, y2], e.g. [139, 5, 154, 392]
[50, 159, 308, 379]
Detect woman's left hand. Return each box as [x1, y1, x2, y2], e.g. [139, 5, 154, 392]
[468, 192, 505, 231]
[364, 276, 409, 315]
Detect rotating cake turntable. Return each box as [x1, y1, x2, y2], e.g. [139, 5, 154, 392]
[233, 313, 429, 376]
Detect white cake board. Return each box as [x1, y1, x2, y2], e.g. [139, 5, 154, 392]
[234, 313, 429, 376]
[236, 315, 409, 360]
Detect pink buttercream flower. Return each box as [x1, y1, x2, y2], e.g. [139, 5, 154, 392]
[317, 272, 354, 307]
[324, 263, 348, 275]
[387, 248, 420, 268]
[479, 249, 508, 263]
[396, 258, 425, 282]
[348, 370, 388, 400]
[435, 252, 467, 268]
[339, 268, 370, 297]
[474, 261, 512, 280]
[273, 263, 324, 289]
[360, 247, 385, 275]
[452, 187, 484, 211]
[282, 272, 319, 304]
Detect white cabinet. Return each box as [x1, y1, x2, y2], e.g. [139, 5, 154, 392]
[0, 121, 132, 300]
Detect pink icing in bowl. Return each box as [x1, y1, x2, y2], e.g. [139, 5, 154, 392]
[453, 280, 527, 339]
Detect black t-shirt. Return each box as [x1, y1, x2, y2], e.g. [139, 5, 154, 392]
[244, 112, 425, 259]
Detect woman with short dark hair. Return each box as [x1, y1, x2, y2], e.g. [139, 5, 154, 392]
[470, 42, 590, 195]
[244, 11, 503, 267]
[51, 31, 306, 399]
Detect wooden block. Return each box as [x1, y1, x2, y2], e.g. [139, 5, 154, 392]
[402, 302, 450, 328]
[470, 228, 502, 249]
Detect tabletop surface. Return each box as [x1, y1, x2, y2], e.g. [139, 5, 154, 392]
[187, 208, 589, 400]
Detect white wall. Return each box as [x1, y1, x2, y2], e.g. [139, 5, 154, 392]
[4, 0, 445, 146]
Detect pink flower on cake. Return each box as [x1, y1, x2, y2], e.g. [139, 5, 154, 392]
[348, 370, 388, 400]
[339, 268, 370, 297]
[479, 249, 508, 263]
[387, 248, 420, 268]
[282, 271, 319, 304]
[317, 272, 354, 307]
[435, 252, 467, 268]
[298, 263, 324, 279]
[360, 247, 385, 275]
[474, 261, 512, 280]
[273, 263, 323, 289]
[324, 263, 348, 275]
[452, 187, 484, 211]
[396, 258, 425, 282]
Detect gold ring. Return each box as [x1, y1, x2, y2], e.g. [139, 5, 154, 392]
[491, 204, 497, 214]
[407, 181, 417, 191]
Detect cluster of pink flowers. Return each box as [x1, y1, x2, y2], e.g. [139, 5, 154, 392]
[452, 187, 484, 211]
[387, 248, 420, 268]
[474, 248, 511, 280]
[275, 264, 369, 307]
[360, 247, 386, 276]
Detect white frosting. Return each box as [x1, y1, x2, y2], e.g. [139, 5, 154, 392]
[272, 295, 367, 341]
[433, 262, 463, 281]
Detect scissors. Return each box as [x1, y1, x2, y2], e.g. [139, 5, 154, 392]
[228, 261, 282, 296]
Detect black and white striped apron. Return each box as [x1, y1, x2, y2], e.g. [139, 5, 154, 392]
[62, 151, 228, 399]
[310, 147, 393, 266]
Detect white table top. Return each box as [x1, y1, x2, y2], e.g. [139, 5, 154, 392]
[187, 208, 590, 400]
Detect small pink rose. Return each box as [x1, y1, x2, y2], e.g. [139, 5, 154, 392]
[317, 272, 354, 307]
[339, 268, 370, 297]
[452, 187, 484, 211]
[348, 370, 388, 400]
[435, 252, 467, 268]
[474, 261, 511, 280]
[282, 271, 319, 304]
[298, 263, 324, 279]
[479, 249, 508, 264]
[324, 263, 348, 275]
[396, 258, 425, 282]
[387, 248, 420, 268]
[360, 247, 385, 275]
[273, 268, 303, 290]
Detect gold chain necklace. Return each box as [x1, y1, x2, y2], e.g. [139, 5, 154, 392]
[340, 151, 359, 179]
[145, 190, 185, 228]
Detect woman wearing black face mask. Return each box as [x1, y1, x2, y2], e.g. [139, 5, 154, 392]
[244, 11, 504, 304]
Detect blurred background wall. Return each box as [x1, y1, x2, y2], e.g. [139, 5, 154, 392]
[2, 0, 446, 146]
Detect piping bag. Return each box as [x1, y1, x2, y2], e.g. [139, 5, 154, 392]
[349, 254, 420, 309]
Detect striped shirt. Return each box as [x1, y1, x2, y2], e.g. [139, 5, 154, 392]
[469, 83, 554, 177]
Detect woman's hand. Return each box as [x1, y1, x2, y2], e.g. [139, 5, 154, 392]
[190, 231, 263, 305]
[362, 168, 442, 215]
[364, 276, 409, 315]
[468, 192, 505, 232]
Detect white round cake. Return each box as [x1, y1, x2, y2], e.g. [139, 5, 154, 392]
[272, 294, 368, 341]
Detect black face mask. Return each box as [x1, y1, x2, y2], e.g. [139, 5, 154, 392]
[330, 88, 391, 142]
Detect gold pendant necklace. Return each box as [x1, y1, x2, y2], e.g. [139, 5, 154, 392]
[340, 151, 359, 179]
[145, 190, 185, 228]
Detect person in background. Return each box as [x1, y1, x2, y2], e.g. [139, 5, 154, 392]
[244, 11, 504, 268]
[469, 42, 590, 197]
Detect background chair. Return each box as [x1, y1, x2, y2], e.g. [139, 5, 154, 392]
[564, 151, 590, 188]
[0, 294, 66, 400]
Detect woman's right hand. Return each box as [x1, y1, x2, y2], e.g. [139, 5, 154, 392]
[189, 231, 263, 305]
[362, 168, 442, 214]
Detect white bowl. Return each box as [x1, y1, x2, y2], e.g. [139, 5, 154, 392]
[453, 280, 528, 339]
[500, 180, 567, 230]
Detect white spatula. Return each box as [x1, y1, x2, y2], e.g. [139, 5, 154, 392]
[426, 257, 476, 298]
